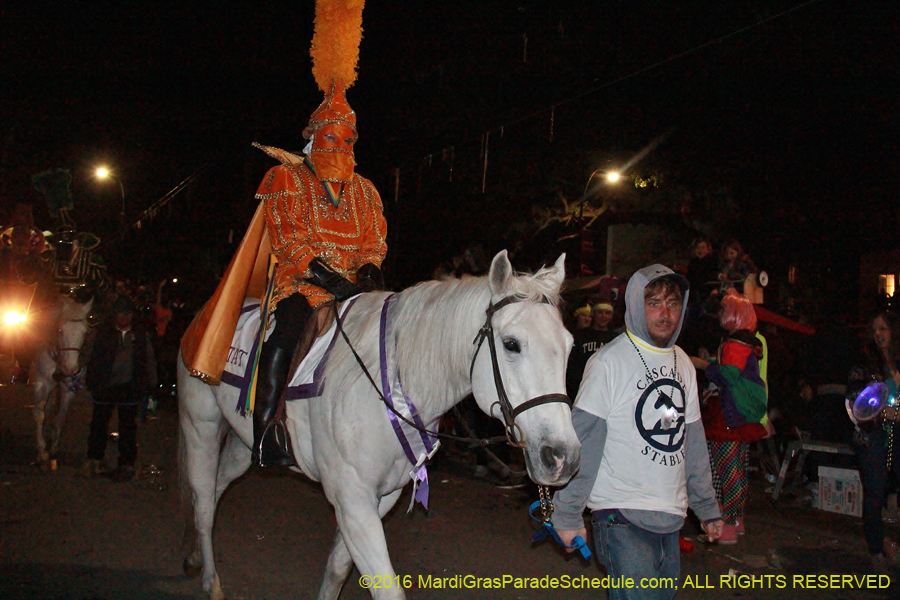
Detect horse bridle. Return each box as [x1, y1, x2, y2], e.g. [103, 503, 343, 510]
[469, 294, 571, 448]
[55, 317, 89, 356]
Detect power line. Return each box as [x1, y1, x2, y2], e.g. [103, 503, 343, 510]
[402, 0, 824, 168]
[99, 160, 215, 249]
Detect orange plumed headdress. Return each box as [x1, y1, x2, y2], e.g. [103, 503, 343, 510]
[303, 0, 365, 139]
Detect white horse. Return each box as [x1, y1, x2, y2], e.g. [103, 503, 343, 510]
[178, 250, 580, 600]
[31, 291, 93, 467]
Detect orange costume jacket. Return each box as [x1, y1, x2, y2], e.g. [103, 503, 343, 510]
[180, 145, 387, 384]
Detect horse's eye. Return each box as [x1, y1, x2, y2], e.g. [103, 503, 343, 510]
[503, 338, 521, 353]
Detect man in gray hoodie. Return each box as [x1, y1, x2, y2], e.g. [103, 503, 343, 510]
[552, 264, 723, 599]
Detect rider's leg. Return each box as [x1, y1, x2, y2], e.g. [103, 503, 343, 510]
[252, 293, 312, 467]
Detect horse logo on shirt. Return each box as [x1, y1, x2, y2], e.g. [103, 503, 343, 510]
[634, 378, 686, 453]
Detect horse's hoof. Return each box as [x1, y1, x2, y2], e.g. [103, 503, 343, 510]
[182, 553, 203, 578]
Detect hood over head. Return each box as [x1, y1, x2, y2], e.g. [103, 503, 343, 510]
[624, 264, 690, 349]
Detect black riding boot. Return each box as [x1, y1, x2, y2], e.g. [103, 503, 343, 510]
[251, 343, 295, 467]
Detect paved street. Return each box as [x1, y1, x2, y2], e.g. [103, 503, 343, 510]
[0, 366, 898, 599]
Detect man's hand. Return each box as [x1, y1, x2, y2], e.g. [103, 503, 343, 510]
[556, 527, 588, 552]
[701, 519, 725, 542]
[307, 257, 360, 302]
[690, 356, 710, 370]
[356, 263, 384, 292]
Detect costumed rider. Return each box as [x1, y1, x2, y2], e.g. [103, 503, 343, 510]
[250, 79, 387, 466]
[179, 0, 386, 468]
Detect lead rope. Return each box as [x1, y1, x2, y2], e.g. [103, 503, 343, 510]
[529, 485, 592, 561]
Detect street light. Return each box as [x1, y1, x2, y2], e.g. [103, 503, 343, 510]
[95, 166, 126, 216]
[580, 167, 623, 276]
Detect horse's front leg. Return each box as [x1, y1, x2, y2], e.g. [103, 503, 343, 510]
[326, 480, 407, 600]
[318, 488, 403, 600]
[49, 381, 75, 458]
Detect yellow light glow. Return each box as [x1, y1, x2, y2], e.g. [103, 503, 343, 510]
[3, 311, 27, 326]
[606, 171, 621, 183]
[880, 274, 895, 297]
[95, 167, 110, 179]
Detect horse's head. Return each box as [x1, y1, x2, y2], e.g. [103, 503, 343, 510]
[470, 251, 580, 486]
[56, 295, 93, 377]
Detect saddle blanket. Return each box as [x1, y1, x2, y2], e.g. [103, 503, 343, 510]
[219, 297, 355, 400]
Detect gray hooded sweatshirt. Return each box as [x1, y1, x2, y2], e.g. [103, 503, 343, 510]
[552, 264, 721, 534]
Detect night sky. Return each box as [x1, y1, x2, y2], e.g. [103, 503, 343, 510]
[1, 0, 896, 308]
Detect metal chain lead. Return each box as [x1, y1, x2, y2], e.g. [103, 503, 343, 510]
[538, 485, 554, 524]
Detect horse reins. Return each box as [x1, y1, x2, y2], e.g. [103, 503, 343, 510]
[332, 293, 571, 448]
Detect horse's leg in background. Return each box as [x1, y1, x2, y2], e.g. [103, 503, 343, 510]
[178, 369, 229, 600]
[182, 427, 248, 581]
[317, 488, 403, 600]
[49, 379, 76, 459]
[215, 428, 251, 504]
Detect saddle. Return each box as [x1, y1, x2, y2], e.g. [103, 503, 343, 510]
[274, 301, 337, 419]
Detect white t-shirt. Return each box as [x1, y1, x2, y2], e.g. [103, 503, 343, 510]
[575, 331, 701, 517]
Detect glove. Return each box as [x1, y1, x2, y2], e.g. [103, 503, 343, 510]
[307, 257, 360, 302]
[356, 263, 384, 293]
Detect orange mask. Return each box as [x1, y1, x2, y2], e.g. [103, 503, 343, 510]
[309, 123, 356, 185]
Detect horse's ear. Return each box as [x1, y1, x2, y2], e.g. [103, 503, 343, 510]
[489, 250, 512, 295]
[549, 253, 567, 291]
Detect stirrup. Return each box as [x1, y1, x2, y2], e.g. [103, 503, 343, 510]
[256, 420, 294, 467]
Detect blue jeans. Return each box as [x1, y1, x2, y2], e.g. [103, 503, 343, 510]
[593, 512, 680, 600]
[855, 424, 900, 555]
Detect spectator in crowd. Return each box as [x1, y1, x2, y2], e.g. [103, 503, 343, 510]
[691, 289, 768, 544]
[848, 311, 900, 572]
[456, 243, 489, 277]
[80, 296, 157, 481]
[571, 304, 593, 331]
[718, 240, 756, 293]
[686, 237, 718, 312]
[800, 307, 858, 475]
[565, 301, 619, 399]
[552, 264, 723, 598]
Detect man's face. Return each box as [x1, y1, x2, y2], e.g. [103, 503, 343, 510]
[115, 311, 133, 330]
[592, 308, 613, 330]
[575, 312, 592, 329]
[694, 242, 710, 259]
[644, 290, 683, 347]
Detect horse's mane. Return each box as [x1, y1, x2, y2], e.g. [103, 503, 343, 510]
[326, 260, 563, 416]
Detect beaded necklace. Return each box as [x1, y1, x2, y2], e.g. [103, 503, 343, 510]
[627, 332, 679, 430]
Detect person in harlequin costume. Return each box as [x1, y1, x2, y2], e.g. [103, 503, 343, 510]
[179, 0, 386, 467]
[249, 81, 387, 466]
